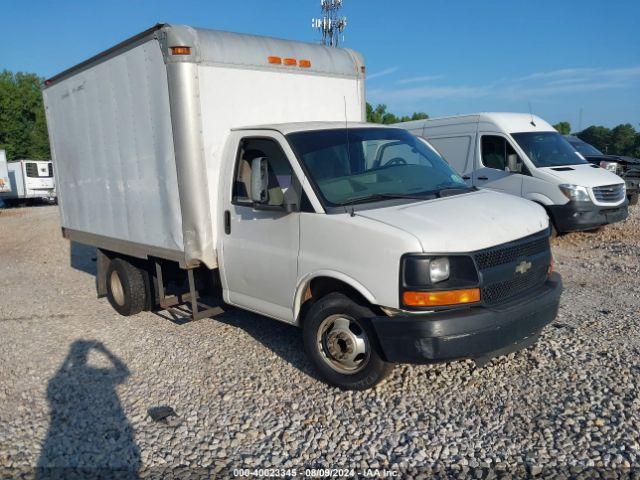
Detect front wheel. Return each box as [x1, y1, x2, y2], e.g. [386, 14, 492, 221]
[628, 194, 638, 207]
[303, 292, 394, 390]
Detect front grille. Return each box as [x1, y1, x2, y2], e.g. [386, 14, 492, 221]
[482, 267, 548, 306]
[474, 235, 549, 270]
[592, 184, 625, 203]
[625, 167, 640, 179]
[48, 163, 53, 177]
[474, 232, 551, 306]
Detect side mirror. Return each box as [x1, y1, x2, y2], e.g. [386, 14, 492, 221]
[507, 154, 523, 173]
[250, 157, 269, 203]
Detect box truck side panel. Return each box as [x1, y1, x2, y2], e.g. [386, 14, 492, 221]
[43, 40, 184, 255]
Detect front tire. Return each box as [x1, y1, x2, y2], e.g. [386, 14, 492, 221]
[303, 292, 393, 390]
[628, 194, 638, 207]
[106, 258, 147, 316]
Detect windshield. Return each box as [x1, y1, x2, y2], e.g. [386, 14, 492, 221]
[511, 131, 588, 168]
[287, 128, 468, 206]
[565, 136, 604, 156]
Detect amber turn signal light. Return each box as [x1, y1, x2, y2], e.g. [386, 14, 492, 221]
[170, 46, 191, 55]
[403, 288, 480, 307]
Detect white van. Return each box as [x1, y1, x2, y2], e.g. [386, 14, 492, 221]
[0, 159, 56, 205]
[44, 25, 562, 390]
[397, 113, 628, 234]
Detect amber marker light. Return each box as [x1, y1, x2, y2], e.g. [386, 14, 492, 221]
[403, 288, 480, 307]
[268, 56, 282, 64]
[170, 46, 191, 55]
[283, 58, 297, 66]
[299, 59, 312, 68]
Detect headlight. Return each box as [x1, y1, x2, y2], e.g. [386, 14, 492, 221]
[429, 257, 450, 283]
[559, 184, 590, 202]
[600, 161, 618, 173]
[400, 255, 479, 308]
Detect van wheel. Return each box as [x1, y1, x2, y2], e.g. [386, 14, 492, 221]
[303, 292, 394, 390]
[106, 258, 147, 316]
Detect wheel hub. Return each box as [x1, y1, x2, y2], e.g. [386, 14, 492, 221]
[326, 330, 356, 360]
[316, 315, 370, 374]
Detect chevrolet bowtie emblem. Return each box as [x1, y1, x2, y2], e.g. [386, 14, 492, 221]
[515, 260, 532, 274]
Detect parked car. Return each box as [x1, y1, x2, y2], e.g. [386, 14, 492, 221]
[396, 113, 628, 234]
[44, 24, 562, 390]
[0, 158, 56, 206]
[564, 135, 639, 206]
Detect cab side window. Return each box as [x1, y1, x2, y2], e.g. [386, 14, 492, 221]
[481, 135, 518, 171]
[233, 138, 297, 207]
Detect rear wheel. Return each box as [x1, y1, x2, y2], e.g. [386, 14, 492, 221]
[106, 258, 147, 316]
[303, 292, 393, 390]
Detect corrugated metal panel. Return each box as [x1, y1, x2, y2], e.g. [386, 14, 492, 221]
[43, 39, 184, 255]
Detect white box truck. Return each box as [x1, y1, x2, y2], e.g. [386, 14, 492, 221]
[0, 158, 56, 205]
[44, 24, 562, 390]
[397, 113, 628, 234]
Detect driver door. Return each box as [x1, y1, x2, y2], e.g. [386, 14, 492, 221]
[474, 134, 523, 196]
[220, 134, 302, 322]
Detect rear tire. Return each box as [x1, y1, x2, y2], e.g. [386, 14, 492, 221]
[303, 292, 394, 390]
[106, 258, 147, 316]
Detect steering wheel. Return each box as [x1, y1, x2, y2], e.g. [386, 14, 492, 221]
[382, 157, 407, 167]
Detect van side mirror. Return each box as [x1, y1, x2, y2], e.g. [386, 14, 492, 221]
[250, 157, 269, 203]
[507, 154, 523, 174]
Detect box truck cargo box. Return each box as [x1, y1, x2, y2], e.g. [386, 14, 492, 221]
[44, 23, 365, 268]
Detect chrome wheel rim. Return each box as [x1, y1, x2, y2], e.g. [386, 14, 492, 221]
[110, 270, 125, 306]
[316, 314, 370, 374]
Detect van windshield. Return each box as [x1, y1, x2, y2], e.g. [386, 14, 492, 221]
[287, 128, 469, 207]
[511, 131, 588, 168]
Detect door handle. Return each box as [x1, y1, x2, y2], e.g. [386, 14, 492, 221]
[224, 210, 231, 234]
[462, 175, 471, 180]
[477, 176, 489, 180]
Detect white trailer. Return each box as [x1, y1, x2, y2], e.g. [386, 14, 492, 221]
[0, 150, 10, 195]
[44, 24, 562, 390]
[0, 158, 56, 205]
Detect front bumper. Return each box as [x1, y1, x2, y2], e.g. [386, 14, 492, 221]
[547, 200, 628, 233]
[371, 273, 562, 364]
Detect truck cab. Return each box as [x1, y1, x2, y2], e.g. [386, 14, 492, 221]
[217, 122, 561, 389]
[397, 113, 629, 234]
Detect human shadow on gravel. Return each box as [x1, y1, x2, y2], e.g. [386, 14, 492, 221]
[36, 340, 140, 479]
[69, 241, 97, 276]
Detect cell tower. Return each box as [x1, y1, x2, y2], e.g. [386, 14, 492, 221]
[312, 0, 347, 48]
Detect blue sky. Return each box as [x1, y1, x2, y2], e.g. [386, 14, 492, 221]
[2, 0, 639, 130]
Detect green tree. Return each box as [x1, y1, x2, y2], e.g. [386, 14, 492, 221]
[576, 125, 612, 154]
[609, 123, 637, 157]
[366, 102, 428, 125]
[0, 70, 50, 161]
[553, 121, 571, 135]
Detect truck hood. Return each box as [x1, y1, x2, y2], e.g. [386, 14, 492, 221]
[539, 163, 624, 187]
[584, 154, 640, 166]
[356, 190, 548, 253]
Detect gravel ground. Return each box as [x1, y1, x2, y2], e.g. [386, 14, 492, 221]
[0, 205, 639, 479]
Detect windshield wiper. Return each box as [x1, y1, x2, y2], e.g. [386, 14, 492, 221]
[340, 192, 437, 206]
[437, 185, 477, 197]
